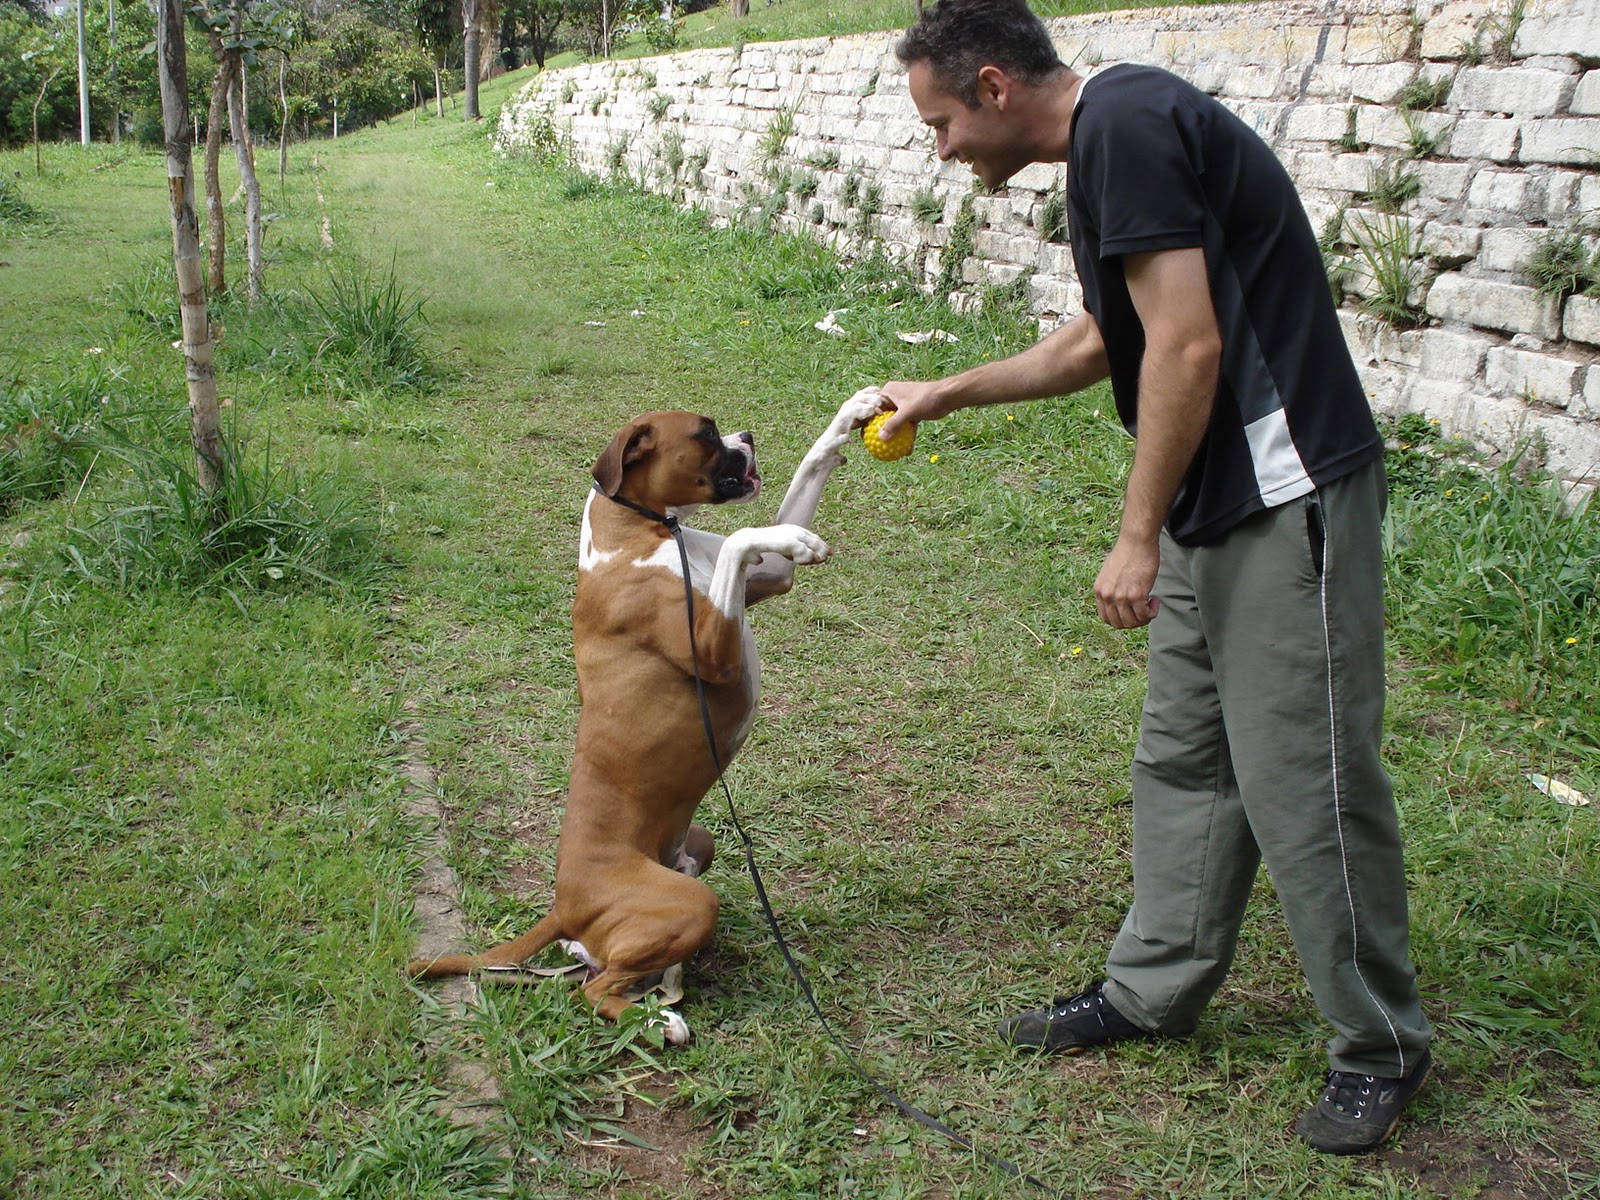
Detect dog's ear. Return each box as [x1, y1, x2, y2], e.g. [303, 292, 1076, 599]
[591, 420, 657, 496]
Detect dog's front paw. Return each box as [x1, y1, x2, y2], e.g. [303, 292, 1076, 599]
[652, 1008, 692, 1046]
[839, 385, 886, 429]
[771, 524, 829, 564]
[727, 525, 829, 565]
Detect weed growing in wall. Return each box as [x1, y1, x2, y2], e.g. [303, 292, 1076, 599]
[1318, 207, 1354, 305]
[1349, 210, 1426, 328]
[759, 106, 796, 172]
[1363, 159, 1423, 212]
[1337, 107, 1369, 154]
[1399, 72, 1454, 112]
[852, 182, 884, 240]
[911, 188, 943, 225]
[840, 171, 861, 210]
[1038, 186, 1068, 243]
[1527, 229, 1600, 301]
[606, 135, 631, 182]
[658, 128, 685, 183]
[1482, 0, 1527, 63]
[1403, 111, 1446, 159]
[938, 192, 978, 298]
[647, 93, 671, 122]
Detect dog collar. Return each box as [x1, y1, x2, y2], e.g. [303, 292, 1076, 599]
[592, 482, 679, 530]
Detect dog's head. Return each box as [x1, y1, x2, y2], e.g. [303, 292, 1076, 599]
[591, 411, 761, 510]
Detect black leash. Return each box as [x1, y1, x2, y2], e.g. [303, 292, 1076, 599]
[598, 485, 1061, 1195]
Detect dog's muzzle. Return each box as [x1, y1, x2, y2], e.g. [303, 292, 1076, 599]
[714, 433, 761, 501]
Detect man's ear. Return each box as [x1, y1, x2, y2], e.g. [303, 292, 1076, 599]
[976, 64, 1010, 110]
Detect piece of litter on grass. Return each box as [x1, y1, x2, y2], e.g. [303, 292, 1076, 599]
[1527, 773, 1591, 807]
[814, 308, 850, 337]
[896, 329, 960, 344]
[583, 320, 607, 327]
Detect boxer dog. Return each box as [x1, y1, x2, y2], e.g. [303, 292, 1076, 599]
[408, 388, 885, 1043]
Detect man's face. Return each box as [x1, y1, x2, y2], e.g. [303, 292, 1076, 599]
[907, 58, 1025, 190]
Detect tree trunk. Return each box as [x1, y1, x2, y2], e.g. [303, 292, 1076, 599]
[278, 53, 289, 190]
[155, 0, 225, 494]
[107, 0, 120, 143]
[76, 0, 90, 144]
[433, 65, 444, 119]
[228, 56, 263, 303]
[32, 64, 65, 177]
[463, 0, 481, 121]
[204, 52, 235, 296]
[730, 0, 748, 18]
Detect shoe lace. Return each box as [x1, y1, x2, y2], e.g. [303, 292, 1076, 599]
[1047, 982, 1105, 1019]
[1322, 1070, 1377, 1117]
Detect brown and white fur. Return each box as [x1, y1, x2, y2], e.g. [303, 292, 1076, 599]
[407, 389, 884, 1043]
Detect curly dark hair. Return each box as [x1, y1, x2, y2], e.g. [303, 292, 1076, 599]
[894, 0, 1066, 108]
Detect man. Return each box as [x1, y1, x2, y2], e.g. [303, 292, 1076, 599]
[875, 0, 1433, 1156]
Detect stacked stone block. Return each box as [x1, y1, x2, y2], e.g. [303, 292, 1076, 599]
[496, 0, 1600, 494]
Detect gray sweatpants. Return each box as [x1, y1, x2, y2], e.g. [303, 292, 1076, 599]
[1101, 460, 1432, 1078]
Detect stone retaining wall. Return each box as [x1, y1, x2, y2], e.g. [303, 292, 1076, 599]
[497, 0, 1600, 494]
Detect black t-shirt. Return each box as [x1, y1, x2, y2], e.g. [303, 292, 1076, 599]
[1066, 64, 1383, 545]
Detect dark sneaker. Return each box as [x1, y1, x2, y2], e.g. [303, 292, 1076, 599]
[1294, 1049, 1432, 1155]
[998, 980, 1152, 1054]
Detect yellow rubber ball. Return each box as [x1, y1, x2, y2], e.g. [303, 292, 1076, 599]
[863, 411, 916, 461]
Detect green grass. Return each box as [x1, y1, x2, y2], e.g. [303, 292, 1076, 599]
[3, 41, 1599, 1200]
[543, 0, 1250, 67]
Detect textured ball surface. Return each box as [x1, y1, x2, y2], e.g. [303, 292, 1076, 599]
[863, 411, 916, 461]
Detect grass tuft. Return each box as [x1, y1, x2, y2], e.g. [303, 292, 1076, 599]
[55, 417, 387, 597]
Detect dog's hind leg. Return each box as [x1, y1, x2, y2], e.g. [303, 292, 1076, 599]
[580, 873, 718, 1043]
[406, 912, 562, 979]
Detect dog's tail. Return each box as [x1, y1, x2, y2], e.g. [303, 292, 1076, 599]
[406, 912, 563, 980]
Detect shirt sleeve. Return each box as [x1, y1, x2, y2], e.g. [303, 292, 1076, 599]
[1076, 84, 1208, 260]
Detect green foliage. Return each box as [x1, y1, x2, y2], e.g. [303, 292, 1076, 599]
[851, 180, 883, 238]
[0, 7, 71, 147]
[938, 190, 977, 297]
[0, 365, 106, 516]
[300, 261, 431, 389]
[642, 14, 682, 53]
[282, 10, 434, 137]
[59, 416, 386, 596]
[0, 168, 41, 225]
[1336, 105, 1368, 153]
[1038, 185, 1067, 243]
[1348, 210, 1425, 327]
[1398, 72, 1454, 112]
[1526, 229, 1600, 301]
[1363, 158, 1423, 212]
[1383, 416, 1600, 750]
[910, 186, 943, 224]
[1402, 110, 1445, 159]
[758, 104, 797, 170]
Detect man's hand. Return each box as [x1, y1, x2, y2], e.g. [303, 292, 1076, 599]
[1094, 535, 1161, 629]
[874, 379, 953, 444]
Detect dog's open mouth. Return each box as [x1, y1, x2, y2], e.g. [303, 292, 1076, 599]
[716, 455, 762, 500]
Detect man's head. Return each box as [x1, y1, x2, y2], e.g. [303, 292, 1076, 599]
[896, 0, 1070, 189]
[895, 0, 1064, 109]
